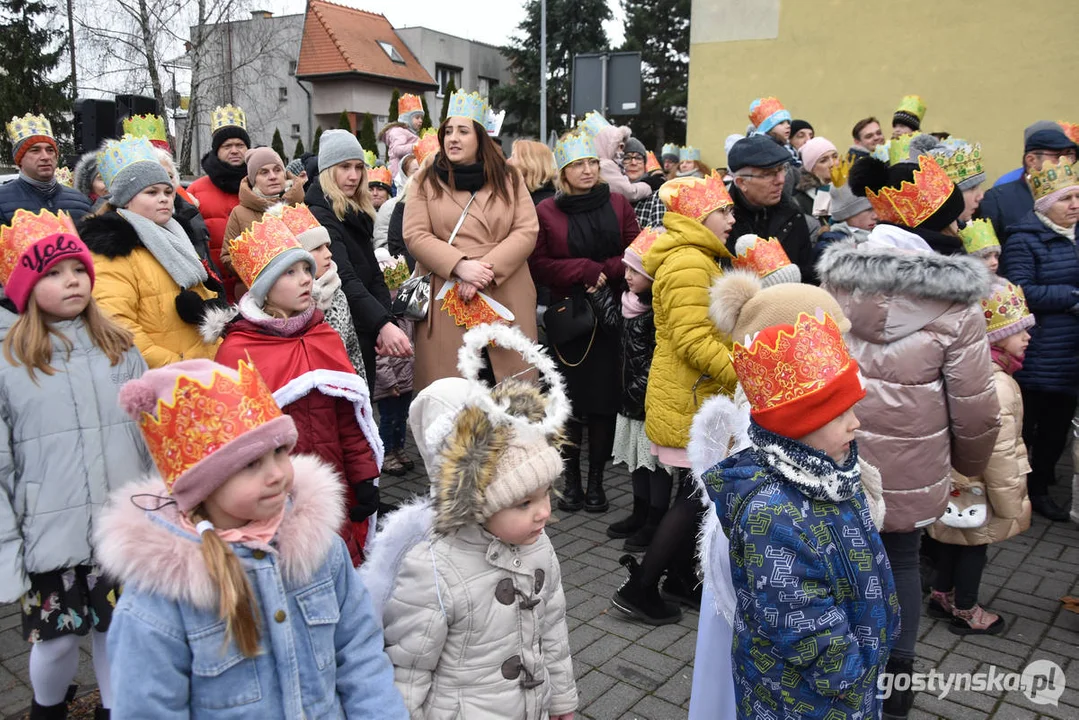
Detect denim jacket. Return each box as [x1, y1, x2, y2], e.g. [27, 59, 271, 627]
[96, 454, 407, 719]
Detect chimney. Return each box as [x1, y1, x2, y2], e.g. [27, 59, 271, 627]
[251, 10, 272, 20]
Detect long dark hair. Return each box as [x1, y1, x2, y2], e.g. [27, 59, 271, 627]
[421, 120, 519, 203]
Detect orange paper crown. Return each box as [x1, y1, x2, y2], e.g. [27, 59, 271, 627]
[749, 97, 786, 128]
[658, 171, 733, 221]
[138, 360, 284, 489]
[368, 165, 393, 186]
[228, 214, 302, 290]
[398, 93, 423, 116]
[733, 311, 864, 438]
[412, 129, 440, 165]
[628, 226, 662, 259]
[1059, 122, 1079, 145]
[732, 236, 791, 278]
[646, 151, 661, 173]
[278, 203, 321, 236]
[0, 209, 78, 285]
[865, 154, 955, 227]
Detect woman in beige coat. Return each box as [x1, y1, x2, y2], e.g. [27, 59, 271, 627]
[403, 90, 539, 391]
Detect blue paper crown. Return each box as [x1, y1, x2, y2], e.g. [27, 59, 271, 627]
[680, 146, 701, 162]
[661, 143, 679, 158]
[581, 111, 611, 137]
[446, 90, 489, 125]
[97, 136, 160, 188]
[554, 132, 598, 170]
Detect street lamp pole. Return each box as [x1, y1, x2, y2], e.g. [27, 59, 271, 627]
[540, 0, 547, 142]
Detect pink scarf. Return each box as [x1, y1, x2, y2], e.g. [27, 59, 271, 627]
[621, 291, 649, 319]
[179, 505, 286, 549]
[991, 345, 1023, 374]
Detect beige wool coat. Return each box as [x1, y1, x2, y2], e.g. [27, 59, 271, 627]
[403, 171, 539, 391]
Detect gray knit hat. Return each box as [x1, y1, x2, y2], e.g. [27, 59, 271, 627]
[624, 137, 646, 158]
[318, 129, 365, 171]
[248, 247, 317, 306]
[286, 158, 305, 176]
[829, 184, 872, 222]
[110, 160, 172, 208]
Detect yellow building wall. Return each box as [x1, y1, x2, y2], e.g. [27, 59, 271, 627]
[688, 0, 1079, 183]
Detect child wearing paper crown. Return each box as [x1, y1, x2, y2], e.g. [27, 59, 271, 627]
[959, 218, 1002, 275]
[200, 214, 383, 566]
[362, 324, 577, 720]
[0, 209, 151, 720]
[927, 281, 1033, 635]
[97, 359, 407, 718]
[704, 311, 899, 720]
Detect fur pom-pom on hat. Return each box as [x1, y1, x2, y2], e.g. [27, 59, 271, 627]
[118, 378, 159, 420]
[849, 156, 891, 198]
[709, 271, 762, 335]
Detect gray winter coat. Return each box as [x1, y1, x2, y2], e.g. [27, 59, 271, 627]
[0, 308, 151, 603]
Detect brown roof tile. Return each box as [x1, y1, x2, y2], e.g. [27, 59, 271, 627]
[296, 0, 436, 86]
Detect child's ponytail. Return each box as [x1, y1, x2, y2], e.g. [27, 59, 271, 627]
[190, 509, 261, 657]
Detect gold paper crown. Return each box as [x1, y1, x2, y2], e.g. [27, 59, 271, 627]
[412, 129, 440, 165]
[748, 97, 786, 129]
[733, 311, 854, 414]
[646, 151, 662, 173]
[982, 282, 1032, 339]
[1027, 157, 1078, 201]
[0, 209, 78, 286]
[732, 236, 792, 278]
[865, 155, 955, 227]
[446, 90, 488, 125]
[5, 113, 54, 148]
[398, 93, 423, 116]
[658, 171, 733, 221]
[138, 360, 284, 489]
[958, 219, 1000, 256]
[831, 153, 854, 187]
[211, 104, 247, 134]
[123, 114, 168, 143]
[368, 165, 392, 186]
[895, 95, 926, 122]
[888, 131, 921, 166]
[935, 140, 984, 185]
[54, 167, 73, 187]
[278, 203, 321, 236]
[228, 215, 302, 290]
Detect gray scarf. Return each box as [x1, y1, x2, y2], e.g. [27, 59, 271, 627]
[117, 209, 208, 289]
[19, 172, 57, 193]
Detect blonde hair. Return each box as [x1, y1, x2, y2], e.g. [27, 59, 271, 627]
[3, 295, 135, 382]
[511, 140, 558, 193]
[319, 166, 376, 222]
[189, 507, 261, 657]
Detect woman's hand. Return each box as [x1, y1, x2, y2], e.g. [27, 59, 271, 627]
[376, 322, 413, 358]
[587, 272, 607, 293]
[456, 281, 479, 302]
[453, 258, 494, 288]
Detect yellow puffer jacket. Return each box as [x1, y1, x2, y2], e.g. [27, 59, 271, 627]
[642, 212, 737, 449]
[80, 211, 221, 368]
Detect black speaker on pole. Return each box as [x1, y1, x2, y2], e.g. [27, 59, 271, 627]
[115, 94, 161, 136]
[73, 99, 118, 154]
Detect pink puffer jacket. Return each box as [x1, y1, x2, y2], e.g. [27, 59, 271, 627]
[381, 124, 420, 177]
[593, 126, 653, 203]
[818, 239, 1002, 533]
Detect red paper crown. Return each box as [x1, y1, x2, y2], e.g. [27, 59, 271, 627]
[228, 215, 302, 290]
[412, 129, 440, 165]
[733, 311, 864, 437]
[645, 151, 661, 173]
[368, 165, 393, 186]
[628, 226, 662, 258]
[398, 93, 423, 116]
[138, 360, 285, 490]
[749, 97, 786, 128]
[0, 209, 79, 285]
[865, 154, 955, 227]
[658, 171, 733, 221]
[732, 236, 791, 278]
[1059, 121, 1079, 145]
[278, 203, 321, 236]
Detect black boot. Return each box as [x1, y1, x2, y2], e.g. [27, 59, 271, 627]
[30, 685, 77, 720]
[881, 656, 915, 719]
[1031, 494, 1070, 522]
[558, 462, 584, 512]
[623, 506, 664, 552]
[584, 464, 609, 513]
[607, 495, 648, 537]
[611, 554, 682, 625]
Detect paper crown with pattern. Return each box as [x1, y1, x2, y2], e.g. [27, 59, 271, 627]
[581, 111, 611, 137]
[554, 131, 597, 170]
[363, 149, 377, 168]
[0, 208, 78, 286]
[679, 145, 701, 162]
[412, 129, 440, 165]
[277, 203, 321, 236]
[894, 95, 927, 123]
[628, 226, 662, 259]
[0, 209, 95, 313]
[646, 151, 661, 173]
[958, 219, 1000, 257]
[54, 167, 73, 187]
[398, 93, 423, 116]
[211, 104, 247, 133]
[732, 235, 800, 286]
[123, 114, 169, 149]
[446, 90, 488, 125]
[97, 136, 160, 188]
[135, 359, 286, 491]
[5, 113, 54, 149]
[368, 165, 392, 187]
[865, 154, 956, 227]
[661, 143, 679, 158]
[228, 214, 303, 290]
[982, 281, 1035, 342]
[733, 311, 865, 438]
[1027, 157, 1078, 201]
[887, 131, 921, 166]
[658, 171, 733, 221]
[934, 139, 984, 186]
[748, 97, 790, 131]
[1059, 122, 1079, 145]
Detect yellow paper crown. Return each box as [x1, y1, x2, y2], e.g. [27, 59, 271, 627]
[211, 104, 247, 133]
[554, 131, 597, 170]
[658, 171, 733, 221]
[412, 129, 440, 165]
[228, 215, 302, 290]
[831, 153, 854, 187]
[446, 90, 488, 125]
[1027, 157, 1078, 202]
[5, 113, 54, 148]
[54, 167, 73, 187]
[277, 203, 321, 236]
[0, 209, 78, 286]
[982, 281, 1034, 341]
[935, 140, 984, 185]
[123, 114, 168, 143]
[895, 95, 926, 122]
[888, 131, 921, 166]
[865, 155, 955, 227]
[958, 219, 1000, 256]
[368, 165, 392, 186]
[398, 93, 423, 116]
[138, 360, 284, 490]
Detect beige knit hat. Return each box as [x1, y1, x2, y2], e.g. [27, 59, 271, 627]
[709, 270, 850, 342]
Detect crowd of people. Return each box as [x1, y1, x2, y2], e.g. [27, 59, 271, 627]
[0, 85, 1076, 720]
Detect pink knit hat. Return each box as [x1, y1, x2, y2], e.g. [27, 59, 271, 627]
[0, 209, 95, 313]
[245, 146, 284, 185]
[120, 359, 297, 512]
[799, 137, 838, 175]
[622, 227, 663, 280]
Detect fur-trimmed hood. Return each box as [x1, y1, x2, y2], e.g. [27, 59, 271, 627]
[78, 210, 144, 258]
[95, 454, 344, 610]
[72, 150, 101, 198]
[594, 125, 631, 162]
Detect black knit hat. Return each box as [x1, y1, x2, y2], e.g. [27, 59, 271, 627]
[850, 156, 964, 232]
[790, 119, 813, 137]
[892, 111, 921, 133]
[212, 125, 252, 154]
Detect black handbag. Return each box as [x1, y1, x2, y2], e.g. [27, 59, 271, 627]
[543, 293, 597, 367]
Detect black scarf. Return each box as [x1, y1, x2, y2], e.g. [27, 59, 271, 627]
[555, 184, 622, 261]
[902, 224, 966, 256]
[200, 152, 246, 195]
[434, 156, 486, 193]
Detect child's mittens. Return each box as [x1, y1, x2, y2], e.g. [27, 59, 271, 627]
[349, 482, 380, 522]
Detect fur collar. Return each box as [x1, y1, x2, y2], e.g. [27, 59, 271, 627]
[817, 240, 990, 305]
[78, 210, 144, 259]
[358, 495, 435, 623]
[237, 176, 304, 213]
[200, 303, 239, 343]
[95, 454, 344, 610]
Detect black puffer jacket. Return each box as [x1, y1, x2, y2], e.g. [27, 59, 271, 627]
[728, 183, 816, 283]
[589, 285, 655, 420]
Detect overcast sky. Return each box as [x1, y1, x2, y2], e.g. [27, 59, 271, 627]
[268, 0, 625, 47]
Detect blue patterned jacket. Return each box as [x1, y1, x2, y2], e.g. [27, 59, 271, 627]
[705, 435, 900, 720]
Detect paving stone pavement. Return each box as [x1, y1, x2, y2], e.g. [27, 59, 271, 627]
[2, 441, 1078, 719]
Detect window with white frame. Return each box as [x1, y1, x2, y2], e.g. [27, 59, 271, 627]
[378, 41, 406, 64]
[436, 64, 462, 98]
[278, 87, 288, 102]
[478, 76, 499, 98]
